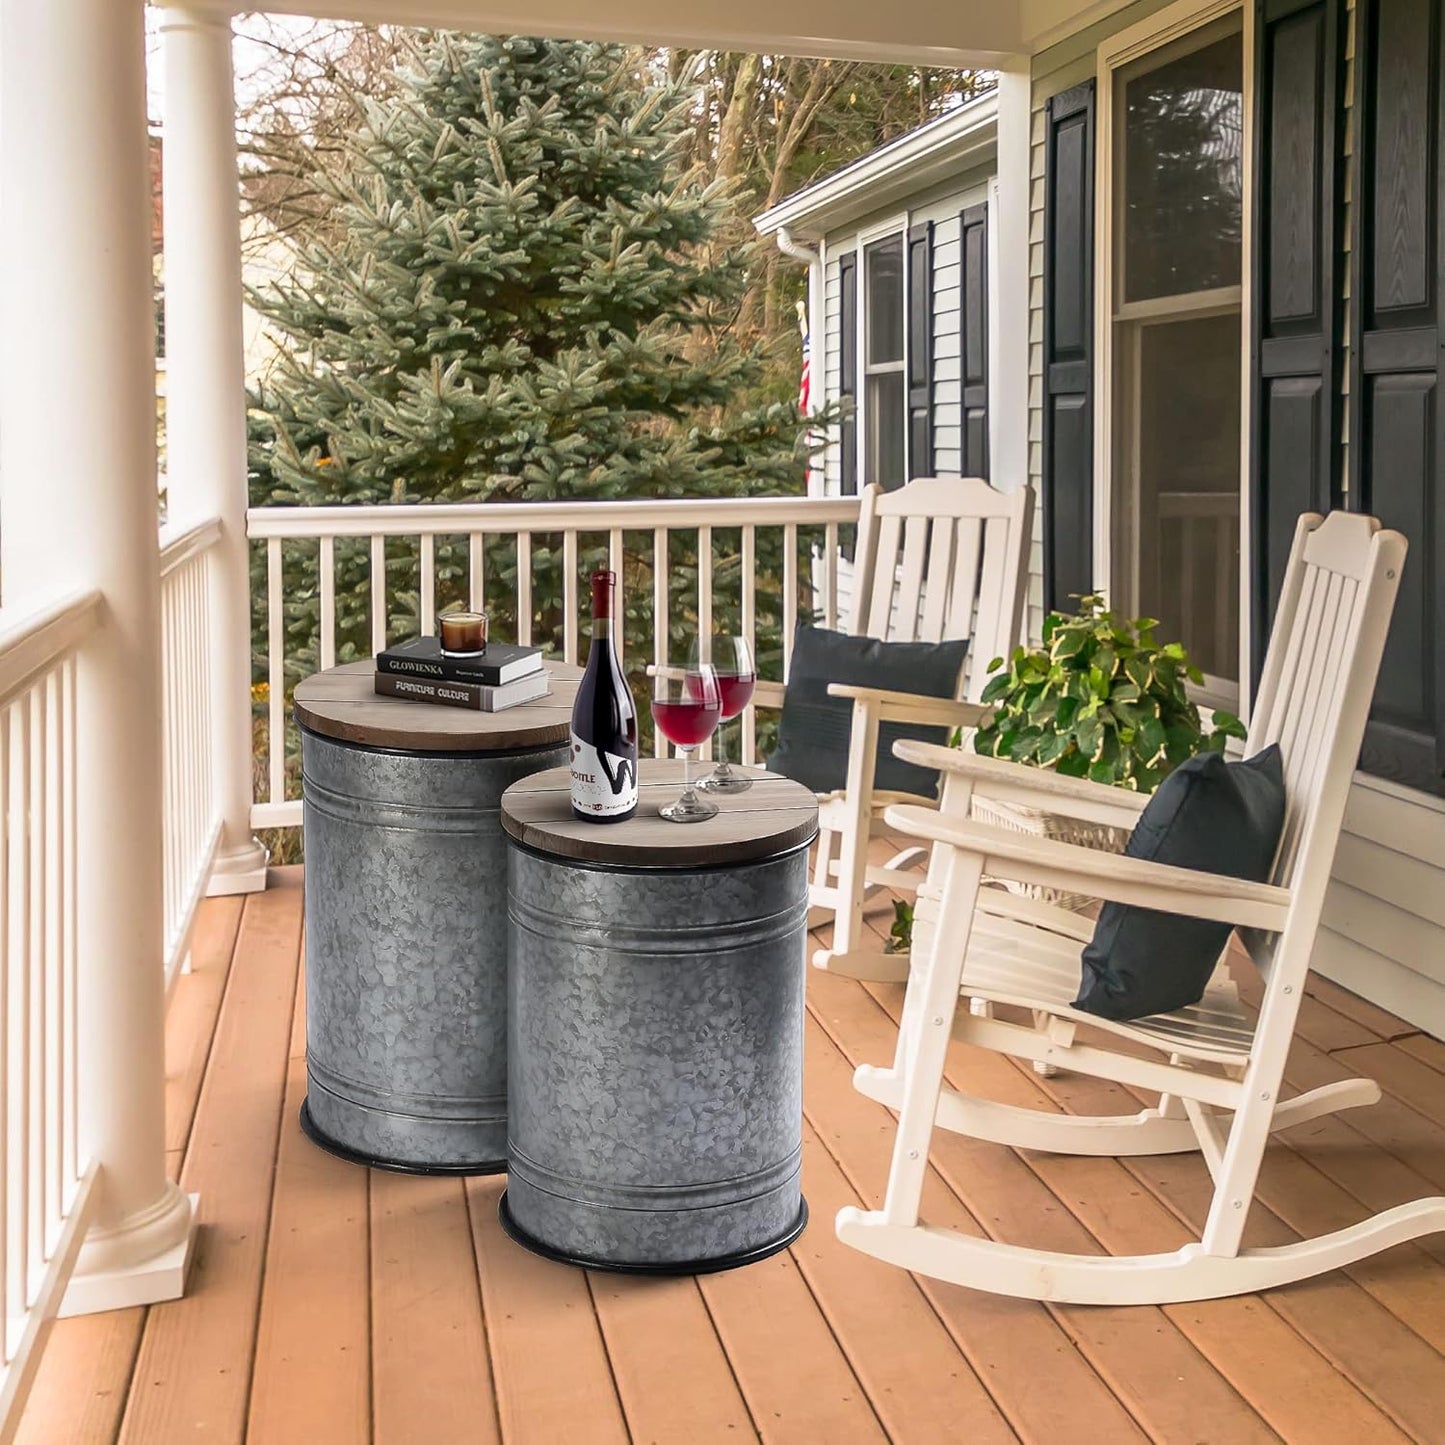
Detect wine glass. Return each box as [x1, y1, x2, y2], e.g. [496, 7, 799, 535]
[650, 663, 723, 823]
[694, 636, 756, 794]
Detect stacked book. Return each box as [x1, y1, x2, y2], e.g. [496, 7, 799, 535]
[374, 637, 549, 712]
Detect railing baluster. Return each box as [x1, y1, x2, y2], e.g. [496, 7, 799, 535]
[824, 522, 839, 630]
[420, 532, 436, 635]
[653, 529, 668, 758]
[62, 661, 76, 1196]
[741, 526, 757, 766]
[370, 535, 386, 656]
[27, 686, 43, 1281]
[319, 536, 335, 672]
[469, 533, 484, 612]
[43, 674, 61, 1245]
[267, 538, 285, 808]
[11, 696, 30, 1331]
[563, 531, 579, 665]
[783, 522, 798, 682]
[516, 532, 532, 647]
[609, 529, 624, 671]
[698, 525, 714, 760]
[0, 708, 10, 1353]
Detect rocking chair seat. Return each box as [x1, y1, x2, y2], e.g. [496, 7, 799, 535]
[961, 910, 1256, 1068]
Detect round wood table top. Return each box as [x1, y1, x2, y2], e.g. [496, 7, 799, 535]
[501, 759, 819, 869]
[293, 659, 583, 753]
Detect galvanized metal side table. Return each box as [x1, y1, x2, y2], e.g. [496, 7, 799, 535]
[293, 659, 581, 1174]
[499, 761, 818, 1273]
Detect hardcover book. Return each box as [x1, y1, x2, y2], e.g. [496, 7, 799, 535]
[374, 669, 552, 713]
[376, 635, 544, 686]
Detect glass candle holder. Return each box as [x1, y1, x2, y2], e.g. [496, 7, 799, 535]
[439, 610, 488, 656]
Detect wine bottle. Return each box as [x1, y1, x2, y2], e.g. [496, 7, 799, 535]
[569, 570, 639, 823]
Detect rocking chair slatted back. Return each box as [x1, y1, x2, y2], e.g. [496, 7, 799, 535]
[1241, 512, 1406, 982]
[845, 478, 1032, 700]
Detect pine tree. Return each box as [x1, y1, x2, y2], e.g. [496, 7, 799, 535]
[249, 32, 827, 703]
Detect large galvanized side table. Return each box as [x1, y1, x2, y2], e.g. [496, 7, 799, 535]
[293, 659, 581, 1174]
[499, 762, 818, 1273]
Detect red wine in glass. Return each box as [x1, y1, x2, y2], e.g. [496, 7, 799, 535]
[649, 664, 721, 823]
[695, 636, 756, 794]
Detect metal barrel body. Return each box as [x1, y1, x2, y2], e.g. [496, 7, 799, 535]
[503, 844, 810, 1270]
[301, 728, 569, 1172]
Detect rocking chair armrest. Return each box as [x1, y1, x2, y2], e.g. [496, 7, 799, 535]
[825, 684, 988, 730]
[751, 680, 786, 710]
[892, 740, 1150, 831]
[883, 805, 1292, 933]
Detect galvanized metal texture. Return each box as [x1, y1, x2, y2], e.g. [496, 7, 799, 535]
[302, 727, 569, 1172]
[505, 843, 811, 1269]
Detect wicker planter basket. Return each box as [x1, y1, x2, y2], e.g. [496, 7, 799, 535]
[969, 794, 1131, 913]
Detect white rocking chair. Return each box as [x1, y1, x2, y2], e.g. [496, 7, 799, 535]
[837, 510, 1445, 1304]
[762, 476, 1031, 984]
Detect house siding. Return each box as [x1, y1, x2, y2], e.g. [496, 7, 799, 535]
[1027, 0, 1445, 1039]
[823, 255, 843, 496]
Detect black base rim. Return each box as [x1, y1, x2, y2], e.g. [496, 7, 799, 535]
[497, 1190, 809, 1276]
[299, 1098, 508, 1178]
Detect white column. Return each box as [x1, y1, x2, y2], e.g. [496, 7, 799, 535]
[162, 4, 269, 895]
[992, 61, 1033, 494]
[0, 0, 195, 1310]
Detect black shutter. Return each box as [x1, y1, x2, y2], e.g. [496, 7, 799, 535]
[1041, 82, 1095, 612]
[907, 222, 934, 478]
[1349, 0, 1445, 794]
[838, 250, 858, 495]
[1250, 0, 1345, 674]
[960, 201, 990, 478]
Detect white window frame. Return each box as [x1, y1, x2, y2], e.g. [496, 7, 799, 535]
[1093, 0, 1255, 712]
[852, 212, 911, 491]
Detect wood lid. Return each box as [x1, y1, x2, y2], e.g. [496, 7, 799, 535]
[500, 760, 818, 868]
[293, 660, 583, 753]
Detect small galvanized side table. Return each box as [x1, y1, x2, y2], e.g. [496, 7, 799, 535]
[294, 659, 581, 1174]
[499, 761, 818, 1273]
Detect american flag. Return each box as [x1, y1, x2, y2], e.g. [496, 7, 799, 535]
[796, 299, 811, 413]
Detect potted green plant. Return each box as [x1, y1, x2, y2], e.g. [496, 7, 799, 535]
[884, 597, 1247, 950]
[967, 594, 1246, 908]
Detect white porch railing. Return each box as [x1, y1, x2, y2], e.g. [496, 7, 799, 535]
[247, 496, 862, 829]
[159, 517, 224, 990]
[0, 591, 103, 1429]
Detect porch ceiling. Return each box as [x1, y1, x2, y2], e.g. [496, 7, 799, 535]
[233, 0, 1127, 65]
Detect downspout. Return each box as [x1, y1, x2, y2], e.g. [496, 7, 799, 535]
[775, 227, 825, 495]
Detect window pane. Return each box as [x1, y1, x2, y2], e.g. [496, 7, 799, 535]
[866, 372, 906, 490]
[1123, 31, 1243, 302]
[865, 236, 904, 365]
[1132, 312, 1240, 680]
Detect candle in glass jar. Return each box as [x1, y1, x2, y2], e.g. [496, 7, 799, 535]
[439, 610, 488, 656]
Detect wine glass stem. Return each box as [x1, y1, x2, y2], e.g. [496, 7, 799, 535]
[680, 745, 695, 803]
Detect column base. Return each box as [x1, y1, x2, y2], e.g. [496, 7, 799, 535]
[58, 1184, 197, 1318]
[206, 835, 269, 896]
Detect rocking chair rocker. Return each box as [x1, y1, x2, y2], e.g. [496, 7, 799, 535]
[837, 510, 1445, 1304]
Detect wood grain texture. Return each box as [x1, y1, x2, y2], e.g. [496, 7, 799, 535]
[17, 852, 1445, 1445]
[294, 659, 582, 753]
[119, 874, 304, 1445]
[501, 762, 818, 867]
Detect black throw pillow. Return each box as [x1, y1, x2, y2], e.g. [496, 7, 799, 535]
[1074, 745, 1287, 1022]
[767, 626, 969, 797]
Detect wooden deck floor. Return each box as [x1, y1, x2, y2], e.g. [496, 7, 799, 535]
[17, 861, 1445, 1444]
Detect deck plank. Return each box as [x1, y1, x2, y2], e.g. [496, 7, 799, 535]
[793, 1122, 1017, 1444]
[465, 1175, 630, 1445]
[698, 1244, 888, 1445]
[119, 873, 304, 1445]
[588, 1273, 757, 1444]
[808, 968, 1276, 1445]
[246, 1055, 371, 1443]
[371, 1172, 499, 1445]
[801, 1010, 1146, 1445]
[1017, 1050, 1437, 1441]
